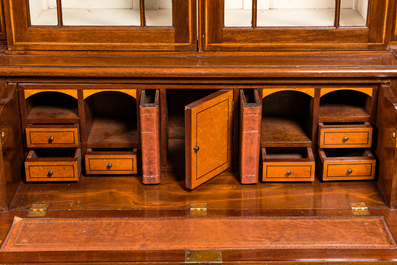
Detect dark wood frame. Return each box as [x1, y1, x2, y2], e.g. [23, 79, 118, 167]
[201, 0, 394, 51]
[3, 0, 196, 51]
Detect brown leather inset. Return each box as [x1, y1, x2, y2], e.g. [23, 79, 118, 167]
[1, 216, 395, 252]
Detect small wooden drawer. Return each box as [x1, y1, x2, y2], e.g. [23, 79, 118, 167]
[25, 149, 81, 182]
[26, 125, 79, 148]
[262, 147, 315, 182]
[318, 149, 376, 181]
[85, 149, 137, 175]
[318, 122, 372, 148]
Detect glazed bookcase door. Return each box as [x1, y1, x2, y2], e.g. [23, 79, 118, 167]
[4, 0, 196, 51]
[185, 90, 233, 190]
[202, 0, 392, 51]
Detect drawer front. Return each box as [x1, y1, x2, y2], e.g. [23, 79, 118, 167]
[327, 163, 373, 177]
[25, 163, 79, 182]
[319, 124, 372, 148]
[319, 149, 376, 181]
[85, 152, 137, 175]
[262, 163, 314, 182]
[26, 126, 79, 148]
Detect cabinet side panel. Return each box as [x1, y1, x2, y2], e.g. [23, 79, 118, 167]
[376, 84, 397, 208]
[0, 83, 24, 209]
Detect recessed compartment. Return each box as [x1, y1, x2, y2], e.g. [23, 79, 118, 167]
[25, 125, 79, 148]
[24, 91, 79, 124]
[261, 147, 315, 182]
[25, 149, 81, 182]
[85, 148, 138, 175]
[318, 149, 376, 181]
[319, 88, 373, 123]
[261, 90, 314, 147]
[84, 90, 138, 149]
[318, 122, 373, 148]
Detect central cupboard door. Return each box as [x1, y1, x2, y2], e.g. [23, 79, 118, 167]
[185, 90, 233, 189]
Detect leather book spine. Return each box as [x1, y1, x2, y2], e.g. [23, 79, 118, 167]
[140, 104, 161, 184]
[240, 101, 261, 184]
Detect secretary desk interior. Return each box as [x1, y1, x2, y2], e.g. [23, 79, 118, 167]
[2, 0, 397, 264]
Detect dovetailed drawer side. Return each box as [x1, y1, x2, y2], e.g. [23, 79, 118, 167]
[26, 125, 79, 148]
[85, 149, 137, 175]
[318, 122, 372, 148]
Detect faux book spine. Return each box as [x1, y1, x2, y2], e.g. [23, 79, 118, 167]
[140, 93, 161, 184]
[240, 90, 261, 184]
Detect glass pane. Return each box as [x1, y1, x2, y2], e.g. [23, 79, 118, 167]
[257, 0, 335, 27]
[29, 0, 58, 26]
[61, 0, 140, 26]
[224, 0, 252, 27]
[145, 0, 173, 26]
[340, 0, 368, 26]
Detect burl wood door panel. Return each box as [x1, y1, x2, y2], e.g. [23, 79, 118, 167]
[185, 90, 233, 189]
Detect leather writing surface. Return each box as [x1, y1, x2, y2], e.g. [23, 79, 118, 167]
[1, 216, 396, 251]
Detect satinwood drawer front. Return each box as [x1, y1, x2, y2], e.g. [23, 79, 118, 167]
[85, 149, 137, 175]
[318, 149, 376, 181]
[318, 122, 372, 148]
[25, 149, 81, 182]
[262, 147, 315, 182]
[26, 125, 79, 148]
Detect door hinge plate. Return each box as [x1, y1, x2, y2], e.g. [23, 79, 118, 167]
[350, 202, 369, 215]
[28, 204, 49, 217]
[186, 250, 222, 264]
[190, 203, 207, 216]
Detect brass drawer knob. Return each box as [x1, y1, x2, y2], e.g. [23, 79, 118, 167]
[48, 170, 53, 177]
[193, 146, 200, 152]
[343, 136, 349, 142]
[347, 168, 353, 174]
[49, 136, 55, 143]
[286, 170, 292, 176]
[107, 163, 112, 169]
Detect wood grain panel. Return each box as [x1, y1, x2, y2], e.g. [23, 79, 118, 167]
[319, 149, 376, 181]
[24, 89, 78, 99]
[25, 149, 81, 182]
[83, 89, 136, 99]
[262, 147, 315, 182]
[25, 125, 79, 148]
[320, 87, 373, 97]
[85, 149, 137, 175]
[318, 122, 373, 148]
[185, 90, 233, 189]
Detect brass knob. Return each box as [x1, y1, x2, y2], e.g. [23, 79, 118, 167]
[343, 136, 349, 142]
[286, 170, 292, 176]
[107, 163, 112, 169]
[347, 168, 353, 174]
[49, 136, 54, 142]
[193, 146, 199, 152]
[1, 131, 5, 140]
[393, 131, 396, 139]
[48, 170, 53, 177]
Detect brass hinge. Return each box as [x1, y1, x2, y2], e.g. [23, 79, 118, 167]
[190, 203, 207, 216]
[350, 202, 370, 215]
[28, 204, 49, 217]
[186, 250, 222, 264]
